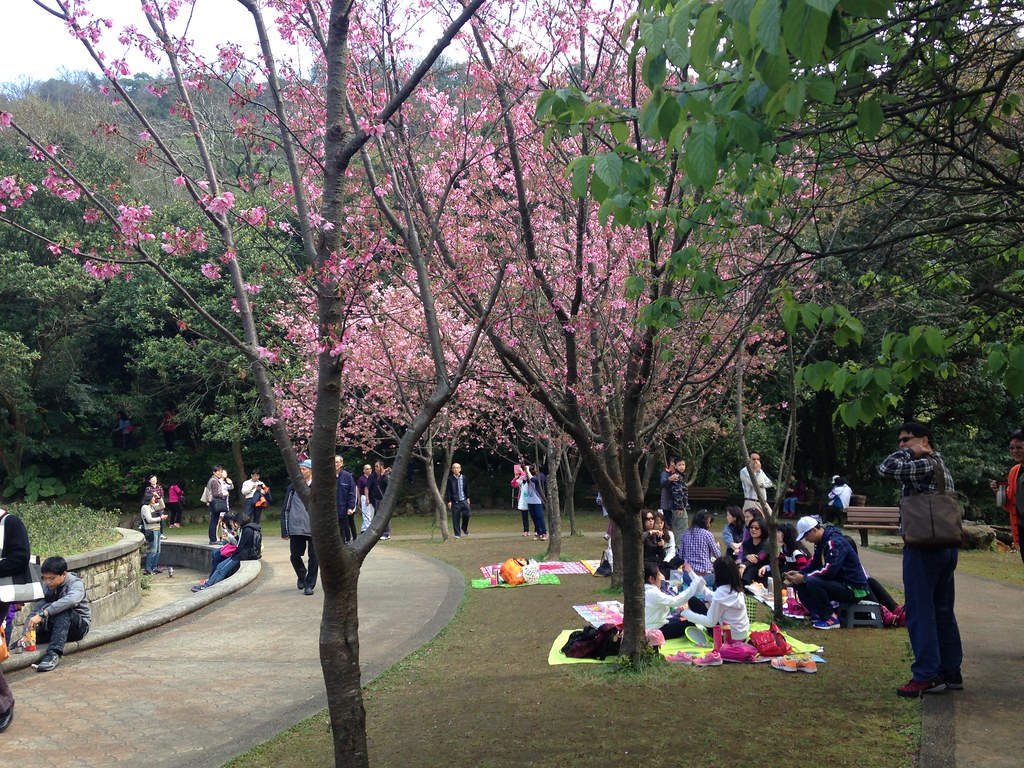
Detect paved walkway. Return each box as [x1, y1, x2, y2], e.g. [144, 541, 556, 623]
[859, 546, 1023, 768]
[3, 536, 463, 767]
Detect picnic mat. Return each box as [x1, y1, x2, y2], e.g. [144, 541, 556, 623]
[548, 622, 823, 665]
[479, 561, 592, 578]
[471, 574, 561, 589]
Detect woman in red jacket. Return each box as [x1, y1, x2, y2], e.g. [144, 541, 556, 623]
[991, 429, 1024, 564]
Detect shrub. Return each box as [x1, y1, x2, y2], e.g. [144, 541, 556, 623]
[6, 501, 120, 558]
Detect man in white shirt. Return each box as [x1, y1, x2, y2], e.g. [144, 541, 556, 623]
[739, 452, 773, 511]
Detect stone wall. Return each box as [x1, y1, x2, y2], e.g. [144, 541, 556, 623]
[10, 527, 146, 633]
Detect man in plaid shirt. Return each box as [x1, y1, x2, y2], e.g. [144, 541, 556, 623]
[878, 421, 963, 698]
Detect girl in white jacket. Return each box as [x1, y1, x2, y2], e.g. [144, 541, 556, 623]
[680, 556, 750, 640]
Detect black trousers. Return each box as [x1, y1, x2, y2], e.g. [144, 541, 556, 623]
[289, 535, 318, 588]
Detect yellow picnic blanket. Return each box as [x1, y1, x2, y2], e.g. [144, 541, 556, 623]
[548, 623, 823, 665]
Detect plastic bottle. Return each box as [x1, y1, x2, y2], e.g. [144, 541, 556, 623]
[722, 623, 732, 644]
[713, 624, 723, 651]
[24, 625, 36, 652]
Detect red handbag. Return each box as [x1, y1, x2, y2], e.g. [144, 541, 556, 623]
[748, 623, 793, 657]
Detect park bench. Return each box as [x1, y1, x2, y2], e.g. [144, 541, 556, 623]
[845, 506, 900, 546]
[687, 486, 730, 509]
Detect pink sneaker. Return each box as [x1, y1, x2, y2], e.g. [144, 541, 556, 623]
[692, 650, 723, 667]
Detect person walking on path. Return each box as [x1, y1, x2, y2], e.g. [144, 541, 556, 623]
[991, 428, 1024, 564]
[444, 462, 471, 539]
[878, 420, 963, 698]
[282, 459, 318, 596]
[335, 456, 357, 543]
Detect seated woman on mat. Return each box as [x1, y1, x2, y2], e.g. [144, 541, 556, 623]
[722, 505, 745, 561]
[678, 510, 720, 585]
[644, 561, 706, 641]
[768, 521, 810, 577]
[642, 510, 672, 567]
[738, 512, 770, 586]
[678, 556, 750, 641]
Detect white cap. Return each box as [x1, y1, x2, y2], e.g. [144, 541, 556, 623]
[795, 516, 819, 542]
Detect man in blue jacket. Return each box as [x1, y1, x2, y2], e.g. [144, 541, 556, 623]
[785, 516, 869, 630]
[335, 455, 357, 543]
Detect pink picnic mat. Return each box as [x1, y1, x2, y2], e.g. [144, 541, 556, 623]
[480, 561, 592, 577]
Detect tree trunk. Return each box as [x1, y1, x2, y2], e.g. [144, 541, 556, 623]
[544, 440, 563, 560]
[421, 443, 449, 540]
[560, 448, 582, 536]
[617, 512, 649, 664]
[609, 519, 623, 589]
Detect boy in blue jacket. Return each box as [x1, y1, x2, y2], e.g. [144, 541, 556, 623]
[785, 516, 869, 629]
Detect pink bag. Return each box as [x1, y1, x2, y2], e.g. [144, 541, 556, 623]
[719, 640, 758, 662]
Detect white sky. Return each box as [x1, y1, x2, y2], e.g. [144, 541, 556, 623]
[0, 1, 301, 84]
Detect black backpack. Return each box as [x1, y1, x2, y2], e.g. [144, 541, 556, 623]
[560, 623, 622, 660]
[248, 526, 263, 560]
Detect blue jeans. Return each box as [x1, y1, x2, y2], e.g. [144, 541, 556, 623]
[903, 547, 962, 682]
[145, 530, 162, 571]
[528, 503, 546, 535]
[204, 557, 240, 588]
[782, 497, 797, 514]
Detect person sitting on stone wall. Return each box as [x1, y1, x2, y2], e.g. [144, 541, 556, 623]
[25, 556, 92, 673]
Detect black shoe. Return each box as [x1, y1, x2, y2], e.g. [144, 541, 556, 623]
[297, 577, 305, 590]
[0, 703, 12, 733]
[303, 586, 315, 596]
[943, 671, 964, 690]
[34, 651, 60, 673]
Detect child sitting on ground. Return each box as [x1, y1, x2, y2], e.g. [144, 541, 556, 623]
[679, 556, 750, 642]
[644, 561, 706, 643]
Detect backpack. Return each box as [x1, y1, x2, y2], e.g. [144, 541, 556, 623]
[748, 623, 793, 657]
[244, 526, 263, 561]
[719, 640, 759, 662]
[499, 557, 528, 586]
[561, 623, 622, 659]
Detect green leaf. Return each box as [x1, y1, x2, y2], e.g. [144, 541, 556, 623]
[804, 0, 841, 12]
[808, 77, 837, 104]
[723, 0, 757, 24]
[568, 157, 592, 198]
[782, 0, 830, 63]
[726, 110, 761, 152]
[752, 0, 783, 56]
[657, 96, 682, 143]
[857, 97, 884, 138]
[690, 5, 721, 75]
[593, 153, 623, 188]
[644, 52, 668, 89]
[1005, 367, 1024, 397]
[782, 79, 807, 117]
[684, 122, 719, 189]
[610, 119, 630, 145]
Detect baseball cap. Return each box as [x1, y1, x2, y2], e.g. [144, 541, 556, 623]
[300, 459, 312, 469]
[795, 516, 819, 542]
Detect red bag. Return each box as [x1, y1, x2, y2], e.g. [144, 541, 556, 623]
[748, 623, 793, 657]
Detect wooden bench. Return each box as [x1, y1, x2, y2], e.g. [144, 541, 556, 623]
[687, 487, 730, 509]
[845, 506, 900, 546]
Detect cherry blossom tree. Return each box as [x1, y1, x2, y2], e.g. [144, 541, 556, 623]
[1, 1, 496, 764]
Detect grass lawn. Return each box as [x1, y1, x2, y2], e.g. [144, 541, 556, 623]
[224, 511, 920, 768]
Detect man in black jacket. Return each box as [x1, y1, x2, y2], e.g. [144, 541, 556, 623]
[444, 463, 471, 539]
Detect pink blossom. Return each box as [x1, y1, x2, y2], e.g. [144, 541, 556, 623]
[83, 260, 122, 279]
[173, 176, 186, 186]
[0, 113, 11, 129]
[47, 243, 62, 255]
[83, 208, 100, 224]
[200, 262, 222, 279]
[205, 191, 235, 214]
[261, 416, 279, 426]
[138, 131, 151, 141]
